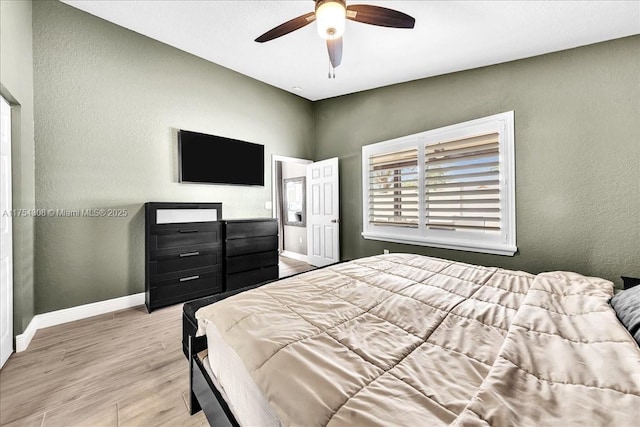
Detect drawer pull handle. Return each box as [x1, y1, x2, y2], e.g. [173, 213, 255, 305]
[180, 252, 200, 258]
[179, 229, 198, 233]
[180, 275, 200, 282]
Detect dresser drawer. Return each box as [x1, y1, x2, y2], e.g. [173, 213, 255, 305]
[150, 249, 222, 277]
[226, 250, 277, 275]
[150, 220, 221, 235]
[226, 265, 278, 292]
[226, 235, 278, 257]
[150, 223, 222, 251]
[148, 203, 221, 228]
[150, 271, 223, 304]
[226, 220, 277, 239]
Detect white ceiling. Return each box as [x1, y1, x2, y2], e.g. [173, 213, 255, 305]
[62, 1, 640, 101]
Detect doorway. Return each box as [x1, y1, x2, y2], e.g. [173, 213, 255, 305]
[272, 155, 341, 268]
[272, 156, 312, 263]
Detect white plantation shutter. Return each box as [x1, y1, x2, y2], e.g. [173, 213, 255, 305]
[425, 133, 501, 233]
[362, 111, 516, 256]
[368, 148, 419, 227]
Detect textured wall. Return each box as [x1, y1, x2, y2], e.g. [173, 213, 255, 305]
[32, 1, 314, 313]
[314, 36, 640, 288]
[27, 0, 640, 318]
[1, 0, 36, 335]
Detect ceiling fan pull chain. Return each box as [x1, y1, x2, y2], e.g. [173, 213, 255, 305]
[327, 63, 336, 79]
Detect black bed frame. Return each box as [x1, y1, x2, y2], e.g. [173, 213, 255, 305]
[188, 336, 238, 426]
[183, 285, 261, 426]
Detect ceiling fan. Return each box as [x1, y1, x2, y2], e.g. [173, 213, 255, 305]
[255, 0, 415, 78]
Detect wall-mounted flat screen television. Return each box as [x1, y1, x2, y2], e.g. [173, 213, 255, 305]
[179, 130, 264, 186]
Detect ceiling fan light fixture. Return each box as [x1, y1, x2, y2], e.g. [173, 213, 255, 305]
[316, 0, 346, 40]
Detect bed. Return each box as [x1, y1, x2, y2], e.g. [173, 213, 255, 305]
[183, 253, 640, 426]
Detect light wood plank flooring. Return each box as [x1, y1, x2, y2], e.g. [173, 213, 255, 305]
[278, 255, 315, 278]
[0, 257, 313, 427]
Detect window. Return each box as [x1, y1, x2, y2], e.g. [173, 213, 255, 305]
[362, 112, 516, 256]
[369, 148, 419, 227]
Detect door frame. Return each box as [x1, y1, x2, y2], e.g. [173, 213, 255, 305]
[1, 95, 13, 368]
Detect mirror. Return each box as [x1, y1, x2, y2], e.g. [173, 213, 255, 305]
[283, 177, 305, 227]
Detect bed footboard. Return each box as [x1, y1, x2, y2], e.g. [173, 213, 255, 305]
[188, 335, 240, 426]
[183, 283, 268, 425]
[182, 270, 327, 424]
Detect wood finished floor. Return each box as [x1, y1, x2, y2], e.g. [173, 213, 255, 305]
[278, 255, 315, 277]
[0, 257, 313, 427]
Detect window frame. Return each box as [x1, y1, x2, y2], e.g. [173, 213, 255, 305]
[361, 111, 517, 256]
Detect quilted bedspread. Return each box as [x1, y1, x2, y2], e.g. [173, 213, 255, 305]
[196, 253, 640, 426]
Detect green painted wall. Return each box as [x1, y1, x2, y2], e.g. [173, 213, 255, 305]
[314, 36, 640, 288]
[1, 0, 36, 335]
[32, 1, 314, 313]
[27, 0, 639, 318]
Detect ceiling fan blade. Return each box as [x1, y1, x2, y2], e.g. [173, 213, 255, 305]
[255, 12, 316, 43]
[327, 37, 343, 68]
[346, 5, 415, 29]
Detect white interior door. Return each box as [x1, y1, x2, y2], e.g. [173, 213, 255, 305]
[307, 157, 340, 267]
[0, 96, 13, 368]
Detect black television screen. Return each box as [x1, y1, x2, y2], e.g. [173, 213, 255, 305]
[179, 130, 264, 186]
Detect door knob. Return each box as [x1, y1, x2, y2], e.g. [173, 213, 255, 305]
[331, 219, 340, 223]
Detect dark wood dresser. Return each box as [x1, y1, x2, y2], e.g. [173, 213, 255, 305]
[145, 202, 223, 312]
[145, 204, 280, 312]
[224, 219, 279, 292]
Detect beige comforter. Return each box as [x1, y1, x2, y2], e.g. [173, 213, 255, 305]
[196, 253, 640, 426]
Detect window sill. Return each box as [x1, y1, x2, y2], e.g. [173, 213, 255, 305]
[361, 231, 517, 256]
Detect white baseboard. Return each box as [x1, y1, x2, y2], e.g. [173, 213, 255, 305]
[15, 319, 38, 353]
[280, 250, 309, 264]
[15, 292, 145, 353]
